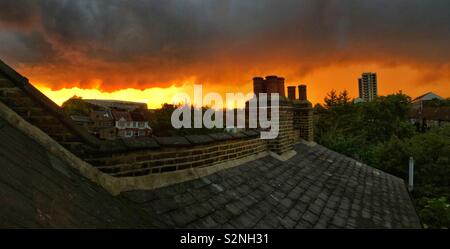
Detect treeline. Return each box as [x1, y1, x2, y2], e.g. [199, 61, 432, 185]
[314, 90, 450, 228]
[147, 103, 224, 136]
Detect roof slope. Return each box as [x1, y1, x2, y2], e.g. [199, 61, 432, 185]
[0, 112, 420, 228]
[0, 59, 101, 148]
[412, 92, 443, 102]
[0, 115, 164, 228]
[122, 143, 421, 229]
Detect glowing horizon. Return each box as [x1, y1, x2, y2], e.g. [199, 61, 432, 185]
[37, 84, 194, 109]
[33, 63, 450, 110]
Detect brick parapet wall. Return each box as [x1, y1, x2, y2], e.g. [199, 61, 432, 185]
[86, 136, 267, 177]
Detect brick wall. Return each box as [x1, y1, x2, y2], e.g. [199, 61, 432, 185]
[267, 103, 295, 154]
[85, 135, 267, 177]
[294, 101, 314, 142]
[81, 95, 300, 178]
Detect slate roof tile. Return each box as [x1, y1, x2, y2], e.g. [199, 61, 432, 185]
[0, 116, 163, 228]
[122, 143, 421, 229]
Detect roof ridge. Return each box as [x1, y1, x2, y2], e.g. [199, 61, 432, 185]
[0, 58, 101, 147]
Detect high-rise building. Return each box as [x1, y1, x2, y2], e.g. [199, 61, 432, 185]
[358, 72, 378, 101]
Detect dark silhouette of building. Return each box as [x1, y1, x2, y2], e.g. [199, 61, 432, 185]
[358, 72, 377, 101]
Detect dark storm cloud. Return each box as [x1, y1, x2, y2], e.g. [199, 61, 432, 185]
[0, 0, 449, 89]
[0, 0, 39, 29]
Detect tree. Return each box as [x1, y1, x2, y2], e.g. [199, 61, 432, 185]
[324, 90, 339, 109]
[373, 125, 450, 228]
[61, 95, 92, 116]
[337, 90, 351, 105]
[149, 103, 223, 136]
[418, 197, 450, 229]
[315, 89, 450, 228]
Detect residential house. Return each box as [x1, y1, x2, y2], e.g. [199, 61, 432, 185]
[410, 106, 450, 131]
[112, 110, 151, 138]
[89, 110, 116, 139]
[410, 92, 449, 131]
[412, 92, 443, 110]
[83, 99, 148, 111]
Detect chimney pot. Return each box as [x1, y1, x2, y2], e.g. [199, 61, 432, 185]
[253, 77, 264, 95]
[287, 86, 296, 100]
[265, 76, 279, 94]
[298, 85, 307, 101]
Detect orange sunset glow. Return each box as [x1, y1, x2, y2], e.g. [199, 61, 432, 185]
[1, 1, 449, 107]
[29, 63, 450, 108]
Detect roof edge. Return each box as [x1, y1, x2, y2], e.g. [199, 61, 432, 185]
[0, 99, 122, 195]
[0, 59, 101, 147]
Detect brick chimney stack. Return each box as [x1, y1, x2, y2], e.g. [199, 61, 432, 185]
[287, 86, 296, 100]
[292, 84, 314, 142]
[248, 75, 294, 156]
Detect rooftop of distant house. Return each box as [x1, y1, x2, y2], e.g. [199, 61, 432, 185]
[412, 92, 444, 102]
[83, 99, 148, 110]
[90, 110, 114, 121]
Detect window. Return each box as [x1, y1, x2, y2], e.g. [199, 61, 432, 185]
[126, 130, 133, 137]
[138, 130, 145, 136]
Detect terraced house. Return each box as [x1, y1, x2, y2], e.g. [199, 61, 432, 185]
[0, 59, 420, 229]
[65, 101, 152, 140]
[112, 109, 152, 138]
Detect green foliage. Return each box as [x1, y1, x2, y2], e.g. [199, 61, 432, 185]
[417, 197, 450, 229]
[148, 103, 179, 136]
[61, 95, 92, 116]
[314, 91, 415, 164]
[324, 89, 351, 108]
[314, 90, 450, 228]
[149, 103, 223, 136]
[359, 94, 415, 143]
[372, 136, 410, 178]
[374, 125, 450, 200]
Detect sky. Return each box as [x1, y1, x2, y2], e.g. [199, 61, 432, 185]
[0, 0, 449, 108]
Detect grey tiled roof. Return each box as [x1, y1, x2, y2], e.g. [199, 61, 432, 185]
[0, 111, 420, 228]
[122, 143, 421, 229]
[0, 116, 162, 228]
